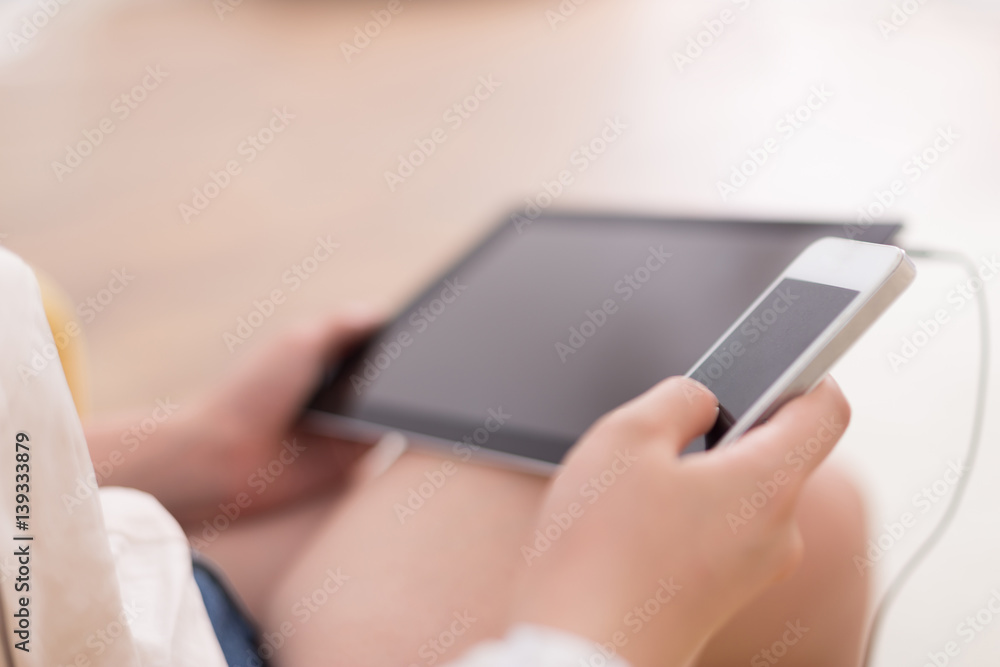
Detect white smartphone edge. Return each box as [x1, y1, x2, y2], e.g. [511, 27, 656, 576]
[683, 236, 917, 449]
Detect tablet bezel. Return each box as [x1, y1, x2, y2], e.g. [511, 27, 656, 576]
[305, 211, 902, 475]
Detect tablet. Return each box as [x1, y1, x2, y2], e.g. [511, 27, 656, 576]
[306, 212, 901, 474]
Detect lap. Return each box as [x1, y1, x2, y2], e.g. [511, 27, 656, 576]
[197, 448, 869, 667]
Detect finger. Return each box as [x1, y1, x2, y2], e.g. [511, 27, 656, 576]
[723, 376, 851, 488]
[246, 304, 384, 379]
[294, 303, 387, 364]
[599, 376, 720, 455]
[242, 432, 373, 515]
[215, 305, 385, 417]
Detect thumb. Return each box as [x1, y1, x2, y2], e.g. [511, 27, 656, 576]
[589, 377, 720, 456]
[720, 376, 851, 490]
[294, 304, 387, 365]
[215, 306, 385, 421]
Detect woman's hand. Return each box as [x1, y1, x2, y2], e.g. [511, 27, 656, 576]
[511, 376, 851, 667]
[84, 308, 383, 525]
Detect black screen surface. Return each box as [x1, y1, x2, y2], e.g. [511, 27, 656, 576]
[311, 213, 898, 466]
[689, 278, 859, 451]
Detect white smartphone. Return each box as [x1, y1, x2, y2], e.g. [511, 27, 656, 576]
[685, 237, 916, 451]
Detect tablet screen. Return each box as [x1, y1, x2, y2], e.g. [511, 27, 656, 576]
[309, 213, 899, 467]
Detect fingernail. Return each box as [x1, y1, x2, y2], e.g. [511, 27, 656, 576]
[681, 377, 717, 407]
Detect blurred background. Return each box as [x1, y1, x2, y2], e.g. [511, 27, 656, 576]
[1, 0, 998, 663]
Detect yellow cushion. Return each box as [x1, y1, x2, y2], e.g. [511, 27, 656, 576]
[33, 268, 89, 416]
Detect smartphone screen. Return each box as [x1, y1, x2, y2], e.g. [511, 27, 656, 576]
[688, 277, 859, 451]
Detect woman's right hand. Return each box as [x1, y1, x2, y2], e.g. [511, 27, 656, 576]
[511, 375, 851, 667]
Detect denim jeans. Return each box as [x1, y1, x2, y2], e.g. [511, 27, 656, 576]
[192, 556, 268, 667]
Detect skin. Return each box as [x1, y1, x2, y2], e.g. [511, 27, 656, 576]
[83, 312, 870, 667]
[510, 375, 857, 667]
